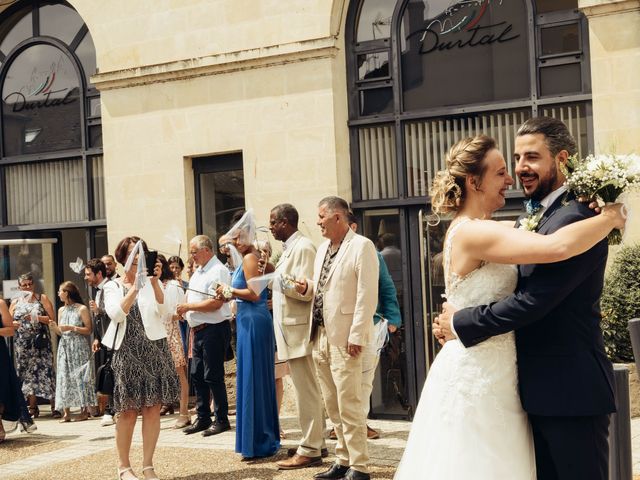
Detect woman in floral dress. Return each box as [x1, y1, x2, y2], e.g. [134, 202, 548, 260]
[9, 272, 56, 418]
[50, 281, 96, 422]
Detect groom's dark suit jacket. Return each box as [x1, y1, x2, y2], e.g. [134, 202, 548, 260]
[454, 194, 616, 417]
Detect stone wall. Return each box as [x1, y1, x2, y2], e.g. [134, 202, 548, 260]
[580, 0, 640, 245]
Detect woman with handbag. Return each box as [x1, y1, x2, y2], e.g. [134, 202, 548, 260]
[102, 237, 179, 480]
[50, 281, 96, 422]
[9, 272, 56, 419]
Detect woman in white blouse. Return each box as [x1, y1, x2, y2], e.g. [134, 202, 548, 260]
[102, 236, 179, 480]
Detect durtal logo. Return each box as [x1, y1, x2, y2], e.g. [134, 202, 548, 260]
[4, 68, 76, 113]
[406, 0, 520, 55]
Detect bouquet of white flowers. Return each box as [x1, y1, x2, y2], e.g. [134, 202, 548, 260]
[563, 153, 640, 244]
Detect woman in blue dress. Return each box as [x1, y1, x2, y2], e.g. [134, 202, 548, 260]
[220, 210, 280, 459]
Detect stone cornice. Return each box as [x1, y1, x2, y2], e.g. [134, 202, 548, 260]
[91, 36, 339, 91]
[579, 0, 640, 17]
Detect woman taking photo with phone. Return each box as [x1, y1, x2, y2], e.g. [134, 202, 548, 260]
[102, 236, 179, 480]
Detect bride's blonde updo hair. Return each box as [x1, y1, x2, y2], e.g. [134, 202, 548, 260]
[430, 135, 497, 215]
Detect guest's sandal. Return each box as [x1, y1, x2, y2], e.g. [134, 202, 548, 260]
[142, 465, 160, 480]
[72, 411, 89, 422]
[117, 467, 137, 480]
[174, 415, 191, 428]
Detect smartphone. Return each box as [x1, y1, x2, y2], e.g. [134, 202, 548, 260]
[144, 250, 158, 276]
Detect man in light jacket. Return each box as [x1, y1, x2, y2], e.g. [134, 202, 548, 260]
[269, 204, 327, 470]
[296, 196, 379, 480]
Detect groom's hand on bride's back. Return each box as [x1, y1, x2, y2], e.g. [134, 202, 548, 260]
[433, 302, 458, 345]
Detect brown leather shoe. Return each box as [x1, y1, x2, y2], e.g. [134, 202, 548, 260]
[287, 447, 329, 458]
[366, 425, 380, 439]
[277, 454, 322, 470]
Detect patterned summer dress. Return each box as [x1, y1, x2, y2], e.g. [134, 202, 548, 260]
[163, 280, 187, 368]
[12, 297, 54, 399]
[111, 289, 179, 412]
[55, 304, 96, 409]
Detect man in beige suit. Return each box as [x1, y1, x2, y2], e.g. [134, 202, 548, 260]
[269, 204, 327, 471]
[296, 196, 379, 480]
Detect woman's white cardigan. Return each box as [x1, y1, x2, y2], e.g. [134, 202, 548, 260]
[101, 280, 168, 351]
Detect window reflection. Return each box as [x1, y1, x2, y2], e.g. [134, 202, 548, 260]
[362, 209, 411, 417]
[535, 0, 578, 14]
[0, 242, 54, 300]
[400, 0, 530, 110]
[356, 0, 394, 42]
[359, 87, 393, 116]
[0, 8, 31, 55]
[2, 44, 81, 156]
[74, 30, 97, 87]
[539, 63, 581, 96]
[540, 24, 580, 56]
[199, 169, 245, 241]
[39, 2, 84, 45]
[357, 51, 390, 81]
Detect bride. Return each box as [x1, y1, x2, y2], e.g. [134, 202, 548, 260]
[394, 135, 625, 479]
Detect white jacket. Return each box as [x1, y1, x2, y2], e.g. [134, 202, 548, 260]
[101, 279, 168, 350]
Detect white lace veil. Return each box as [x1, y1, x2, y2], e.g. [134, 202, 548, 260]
[224, 209, 257, 269]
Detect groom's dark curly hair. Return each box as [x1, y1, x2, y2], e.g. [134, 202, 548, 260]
[516, 116, 577, 157]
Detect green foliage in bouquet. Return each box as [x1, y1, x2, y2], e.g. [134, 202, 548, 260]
[601, 243, 640, 362]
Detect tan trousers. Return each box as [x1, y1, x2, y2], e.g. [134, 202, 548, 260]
[288, 353, 326, 457]
[360, 337, 379, 418]
[313, 327, 369, 474]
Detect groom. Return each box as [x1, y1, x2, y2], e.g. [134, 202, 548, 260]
[435, 117, 616, 480]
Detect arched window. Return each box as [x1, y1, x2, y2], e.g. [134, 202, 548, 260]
[347, 0, 591, 201]
[0, 0, 103, 225]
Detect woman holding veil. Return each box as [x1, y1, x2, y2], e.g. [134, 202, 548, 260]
[103, 236, 179, 480]
[394, 135, 626, 480]
[218, 210, 280, 459]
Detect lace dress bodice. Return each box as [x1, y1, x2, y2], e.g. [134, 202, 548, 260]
[444, 218, 518, 309]
[438, 217, 520, 421]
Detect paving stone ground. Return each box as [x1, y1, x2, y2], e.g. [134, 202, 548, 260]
[2, 406, 409, 479]
[4, 407, 640, 479]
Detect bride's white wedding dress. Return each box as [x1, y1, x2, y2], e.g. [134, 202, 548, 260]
[395, 219, 535, 479]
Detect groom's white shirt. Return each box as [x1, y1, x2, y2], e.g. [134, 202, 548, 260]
[448, 185, 567, 339]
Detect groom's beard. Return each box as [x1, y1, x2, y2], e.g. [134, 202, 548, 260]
[520, 167, 558, 200]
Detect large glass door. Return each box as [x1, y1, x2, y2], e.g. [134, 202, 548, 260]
[0, 237, 58, 302]
[359, 208, 415, 419]
[193, 153, 245, 242]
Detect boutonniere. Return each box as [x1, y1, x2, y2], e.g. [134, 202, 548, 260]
[519, 199, 543, 232]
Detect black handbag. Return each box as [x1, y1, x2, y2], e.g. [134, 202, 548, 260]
[31, 295, 51, 349]
[96, 322, 119, 396]
[33, 327, 50, 349]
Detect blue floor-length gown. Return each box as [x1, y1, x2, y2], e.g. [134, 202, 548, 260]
[232, 266, 280, 458]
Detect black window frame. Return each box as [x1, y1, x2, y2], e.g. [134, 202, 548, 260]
[0, 0, 103, 230]
[346, 0, 594, 207]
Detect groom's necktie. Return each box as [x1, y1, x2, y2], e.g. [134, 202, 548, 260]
[524, 199, 543, 215]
